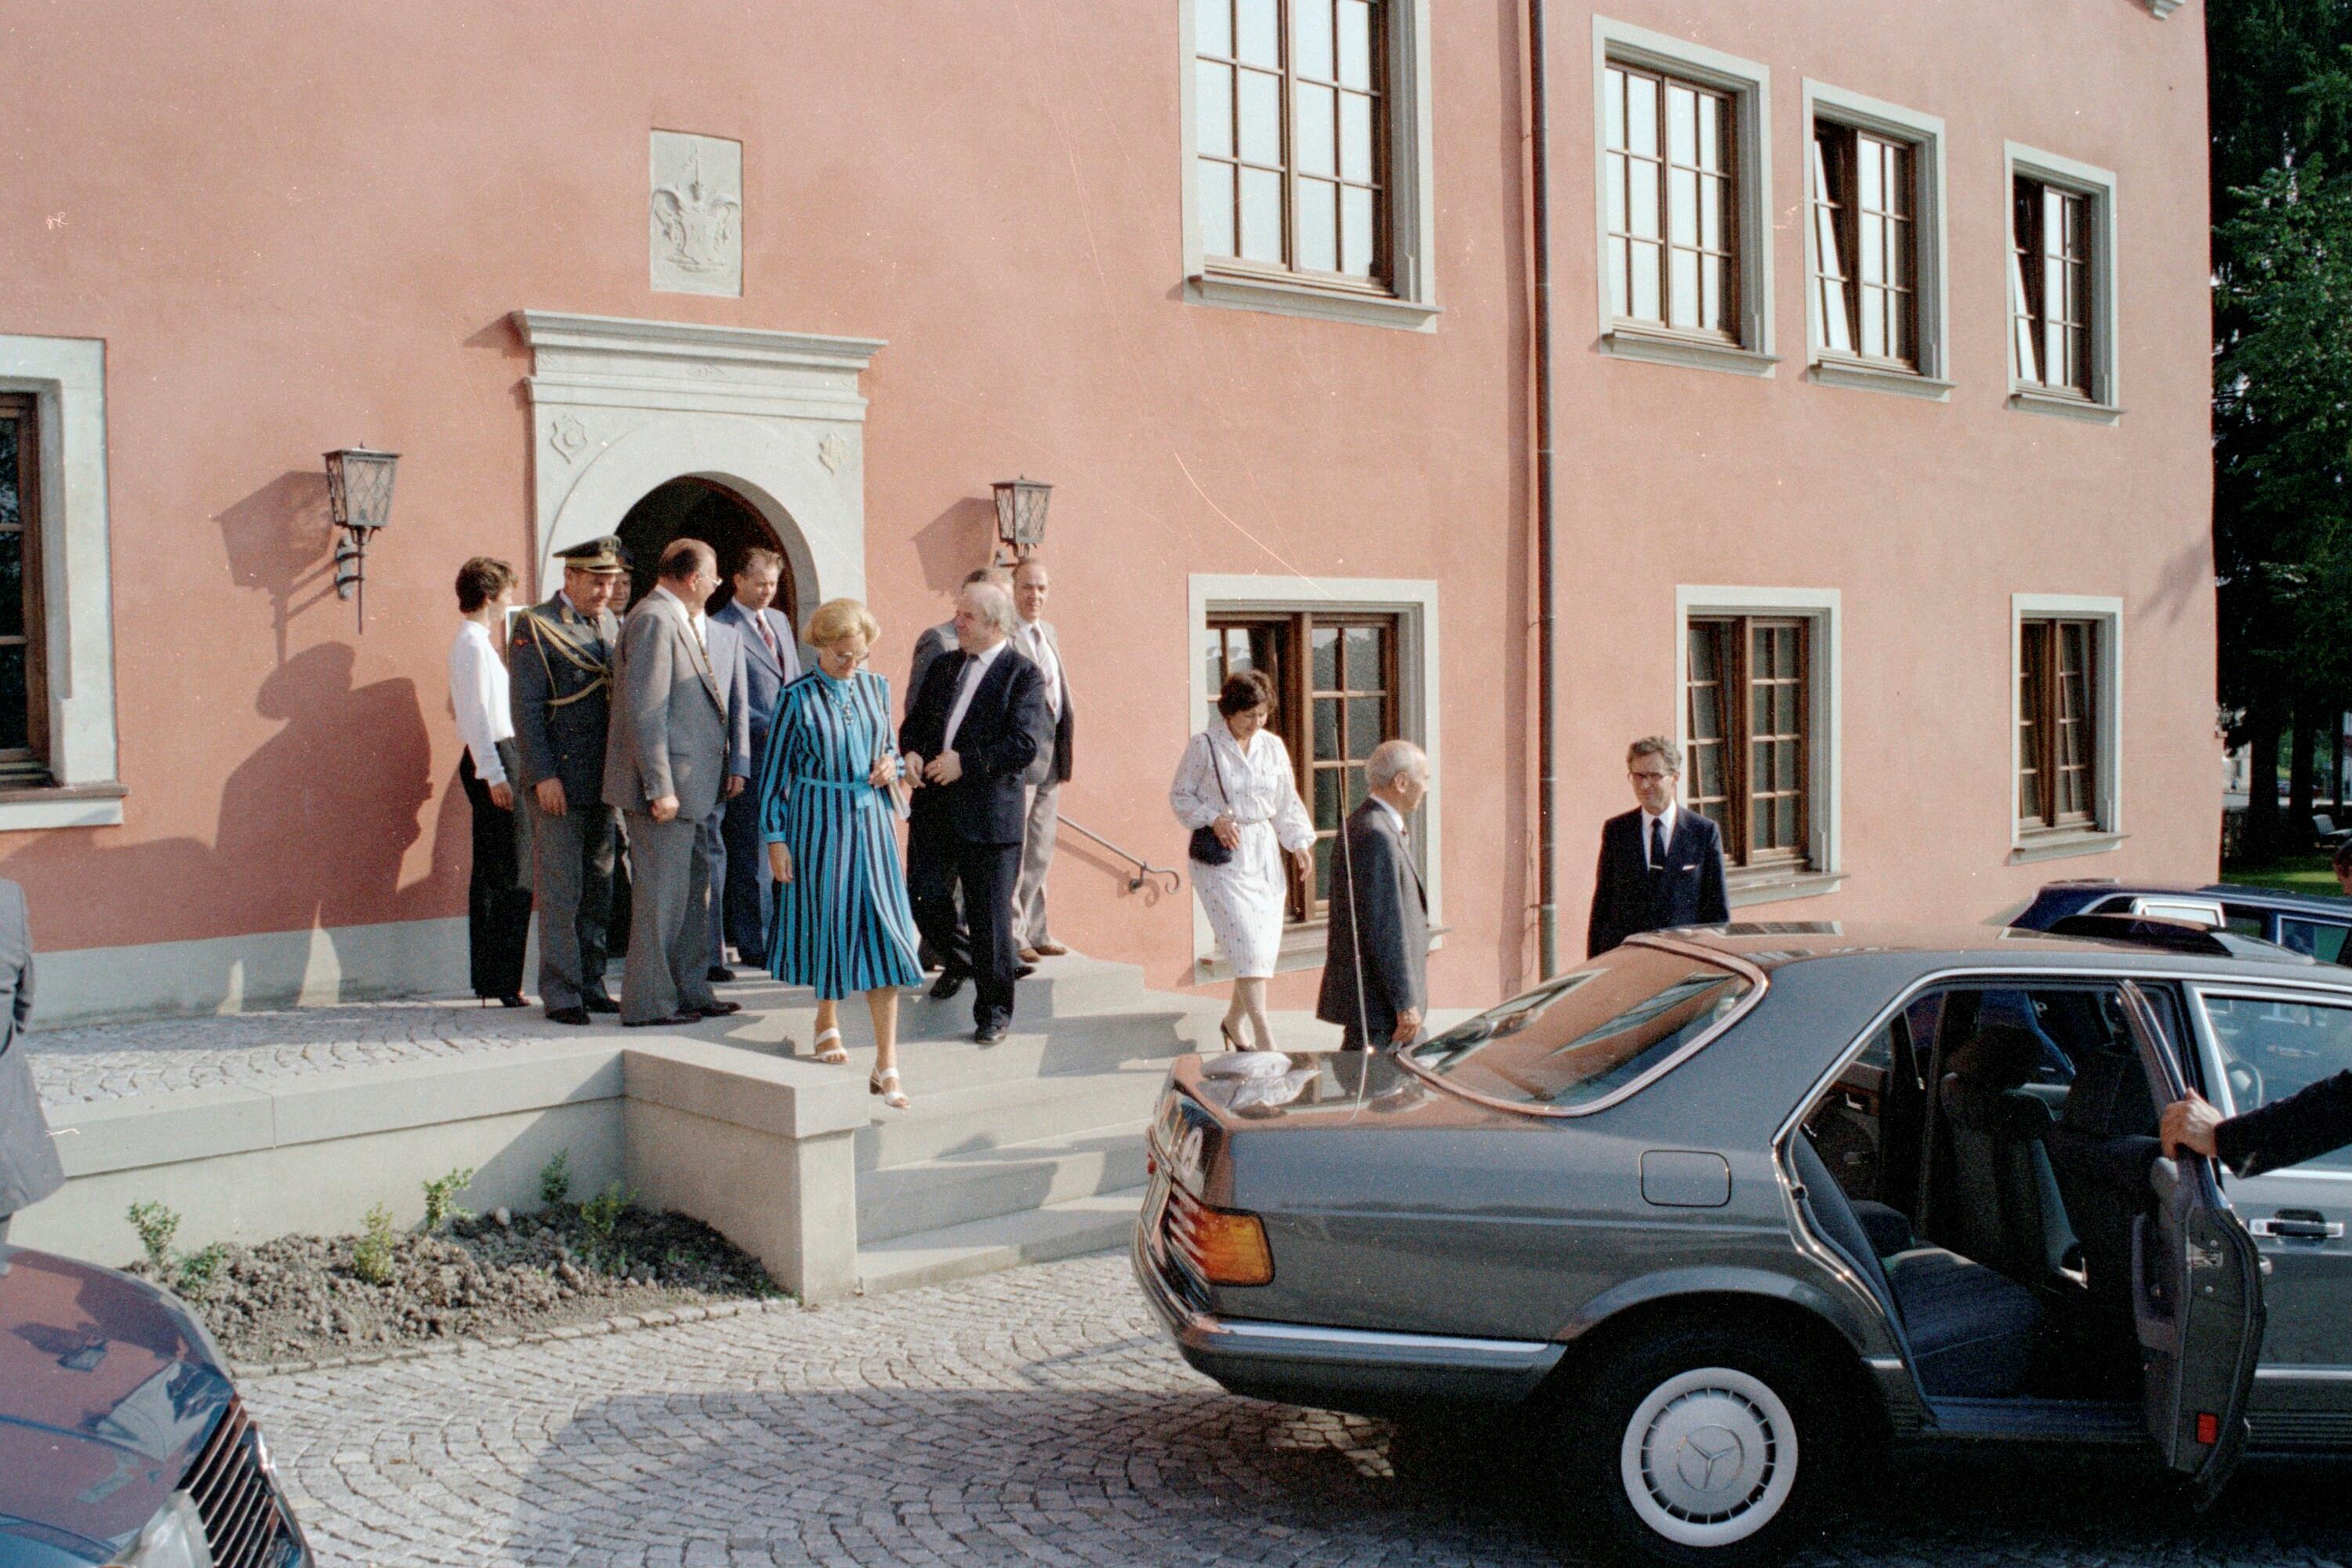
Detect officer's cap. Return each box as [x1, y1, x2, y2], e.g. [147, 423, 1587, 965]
[555, 535, 630, 574]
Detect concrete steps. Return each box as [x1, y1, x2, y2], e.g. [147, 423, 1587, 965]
[856, 1189, 1147, 1295]
[858, 1123, 1152, 1244]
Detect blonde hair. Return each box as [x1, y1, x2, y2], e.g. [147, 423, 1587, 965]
[807, 597, 880, 648]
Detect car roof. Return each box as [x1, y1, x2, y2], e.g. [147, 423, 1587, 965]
[2043, 878, 2352, 916]
[1646, 920, 2351, 985]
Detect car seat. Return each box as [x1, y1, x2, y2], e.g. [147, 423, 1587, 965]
[1936, 1023, 2082, 1287]
[2044, 1050, 2162, 1338]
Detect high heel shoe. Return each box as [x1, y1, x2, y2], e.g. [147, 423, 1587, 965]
[869, 1066, 909, 1109]
[1219, 1021, 1247, 1051]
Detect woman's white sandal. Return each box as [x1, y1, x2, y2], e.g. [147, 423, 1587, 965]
[812, 1027, 848, 1065]
[869, 1066, 909, 1109]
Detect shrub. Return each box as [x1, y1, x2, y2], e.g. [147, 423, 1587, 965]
[351, 1203, 397, 1286]
[126, 1200, 180, 1273]
[539, 1149, 572, 1207]
[176, 1243, 228, 1302]
[579, 1181, 633, 1270]
[123, 1201, 228, 1300]
[422, 1167, 476, 1234]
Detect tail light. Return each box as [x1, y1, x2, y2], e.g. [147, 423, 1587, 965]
[1163, 1183, 1273, 1287]
[2196, 1411, 2220, 1446]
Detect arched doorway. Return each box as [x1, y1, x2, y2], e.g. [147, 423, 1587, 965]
[614, 477, 801, 634]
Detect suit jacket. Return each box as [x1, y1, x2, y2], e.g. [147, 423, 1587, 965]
[1316, 800, 1428, 1040]
[2218, 1070, 2352, 1177]
[705, 617, 754, 786]
[1018, 619, 1076, 786]
[509, 593, 622, 805]
[712, 600, 800, 746]
[905, 620, 956, 721]
[1586, 806, 1731, 957]
[601, 590, 732, 822]
[0, 881, 56, 1218]
[898, 644, 1052, 845]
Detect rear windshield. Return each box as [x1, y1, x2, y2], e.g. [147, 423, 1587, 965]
[1402, 943, 1756, 1112]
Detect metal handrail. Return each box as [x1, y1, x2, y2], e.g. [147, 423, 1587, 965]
[1058, 814, 1182, 895]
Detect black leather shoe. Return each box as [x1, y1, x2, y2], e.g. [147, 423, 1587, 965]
[496, 993, 528, 1009]
[583, 994, 620, 1015]
[706, 965, 737, 984]
[975, 1018, 1009, 1045]
[1014, 964, 1037, 982]
[929, 972, 965, 1001]
[694, 1000, 742, 1018]
[546, 1006, 590, 1026]
[622, 1014, 694, 1027]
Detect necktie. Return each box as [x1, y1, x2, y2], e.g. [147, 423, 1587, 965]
[756, 615, 778, 656]
[1650, 817, 1666, 873]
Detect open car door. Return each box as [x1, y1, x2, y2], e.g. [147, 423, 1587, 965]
[2118, 980, 2266, 1508]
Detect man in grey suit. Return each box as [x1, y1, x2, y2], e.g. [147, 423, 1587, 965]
[604, 538, 742, 1028]
[1316, 740, 1431, 1051]
[0, 880, 55, 1247]
[699, 612, 753, 981]
[510, 536, 630, 1025]
[712, 547, 800, 966]
[1011, 557, 1075, 961]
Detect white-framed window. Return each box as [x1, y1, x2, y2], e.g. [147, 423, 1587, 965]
[1592, 17, 1776, 377]
[0, 335, 121, 829]
[1802, 82, 1951, 401]
[1187, 574, 1440, 974]
[2005, 143, 2122, 423]
[1180, 0, 1440, 332]
[2010, 593, 2123, 861]
[1675, 586, 1841, 902]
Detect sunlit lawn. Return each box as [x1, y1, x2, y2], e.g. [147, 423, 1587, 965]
[2220, 853, 2347, 897]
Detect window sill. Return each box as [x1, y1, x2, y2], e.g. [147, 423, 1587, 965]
[2007, 387, 2123, 426]
[0, 779, 125, 830]
[1726, 869, 1845, 909]
[1809, 358, 1954, 401]
[1193, 922, 1450, 983]
[1601, 328, 1779, 378]
[2009, 828, 2125, 865]
[1187, 270, 1441, 333]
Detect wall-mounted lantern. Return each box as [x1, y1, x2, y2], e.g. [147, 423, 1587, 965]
[991, 475, 1052, 564]
[325, 446, 399, 629]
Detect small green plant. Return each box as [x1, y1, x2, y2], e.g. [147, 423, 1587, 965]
[421, 1167, 476, 1233]
[123, 1201, 229, 1300]
[126, 1200, 181, 1273]
[351, 1203, 397, 1286]
[176, 1243, 228, 1302]
[538, 1149, 572, 1207]
[579, 1181, 633, 1269]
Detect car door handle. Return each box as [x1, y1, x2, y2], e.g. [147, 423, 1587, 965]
[2249, 1210, 2345, 1240]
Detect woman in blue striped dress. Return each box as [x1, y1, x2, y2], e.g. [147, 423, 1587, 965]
[760, 598, 924, 1109]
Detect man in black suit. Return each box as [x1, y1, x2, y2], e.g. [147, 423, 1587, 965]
[900, 580, 1053, 1044]
[1586, 735, 1730, 957]
[2163, 1073, 2352, 1176]
[1318, 740, 1430, 1050]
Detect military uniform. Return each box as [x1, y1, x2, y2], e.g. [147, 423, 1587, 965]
[511, 539, 627, 1018]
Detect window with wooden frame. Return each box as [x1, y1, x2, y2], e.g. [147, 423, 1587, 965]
[0, 397, 49, 782]
[1685, 616, 1809, 869]
[1604, 61, 1739, 339]
[2017, 619, 2098, 831]
[2010, 176, 2093, 397]
[1206, 610, 1399, 921]
[1810, 122, 1917, 367]
[1194, 0, 1389, 288]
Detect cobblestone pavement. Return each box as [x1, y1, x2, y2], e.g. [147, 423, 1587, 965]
[248, 1251, 2352, 1568]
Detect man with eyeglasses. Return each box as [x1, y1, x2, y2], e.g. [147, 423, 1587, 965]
[1585, 735, 1730, 957]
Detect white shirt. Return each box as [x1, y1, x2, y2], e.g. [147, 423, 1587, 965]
[653, 584, 706, 651]
[1640, 802, 1679, 869]
[448, 620, 514, 786]
[944, 638, 1008, 752]
[1019, 617, 1063, 721]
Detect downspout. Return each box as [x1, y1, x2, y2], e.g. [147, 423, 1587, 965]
[1528, 0, 1559, 978]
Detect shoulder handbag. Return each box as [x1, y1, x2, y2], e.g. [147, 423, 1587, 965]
[1188, 733, 1236, 866]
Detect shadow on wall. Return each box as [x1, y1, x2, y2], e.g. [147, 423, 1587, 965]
[215, 470, 340, 667]
[913, 496, 999, 595]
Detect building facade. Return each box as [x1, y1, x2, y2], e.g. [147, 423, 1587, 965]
[0, 0, 2212, 1020]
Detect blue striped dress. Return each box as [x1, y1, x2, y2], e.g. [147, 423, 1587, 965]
[757, 667, 924, 999]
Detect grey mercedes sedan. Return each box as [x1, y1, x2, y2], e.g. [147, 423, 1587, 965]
[1134, 924, 2347, 1564]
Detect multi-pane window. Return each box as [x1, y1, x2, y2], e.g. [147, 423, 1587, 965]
[1604, 63, 1737, 338]
[1686, 617, 1809, 869]
[2010, 177, 2093, 396]
[1811, 123, 1917, 365]
[0, 397, 47, 780]
[1206, 611, 1399, 920]
[2018, 619, 2096, 829]
[1194, 0, 1387, 284]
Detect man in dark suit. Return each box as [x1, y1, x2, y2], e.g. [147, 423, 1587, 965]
[2163, 1073, 2352, 1175]
[712, 547, 800, 966]
[510, 536, 629, 1025]
[900, 580, 1052, 1044]
[0, 880, 53, 1247]
[698, 612, 753, 982]
[1586, 735, 1730, 957]
[1318, 740, 1430, 1050]
[906, 565, 1010, 973]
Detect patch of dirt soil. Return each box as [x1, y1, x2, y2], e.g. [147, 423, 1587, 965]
[135, 1205, 783, 1365]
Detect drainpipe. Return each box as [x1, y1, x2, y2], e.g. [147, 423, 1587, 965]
[1528, 0, 1559, 978]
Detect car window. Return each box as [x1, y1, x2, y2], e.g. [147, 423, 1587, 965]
[2222, 906, 2267, 939]
[2199, 993, 2352, 1172]
[2277, 917, 2352, 967]
[1403, 944, 1755, 1111]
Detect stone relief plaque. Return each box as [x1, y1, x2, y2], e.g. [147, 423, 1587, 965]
[649, 131, 742, 297]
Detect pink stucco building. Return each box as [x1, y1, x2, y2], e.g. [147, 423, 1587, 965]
[0, 1, 2212, 1020]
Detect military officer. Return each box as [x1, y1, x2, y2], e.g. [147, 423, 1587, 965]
[512, 536, 630, 1025]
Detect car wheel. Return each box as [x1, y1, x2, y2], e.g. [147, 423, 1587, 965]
[1557, 1327, 1845, 1566]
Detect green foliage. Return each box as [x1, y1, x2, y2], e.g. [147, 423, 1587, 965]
[351, 1203, 397, 1287]
[125, 1200, 181, 1274]
[579, 1181, 633, 1271]
[421, 1167, 476, 1234]
[538, 1149, 572, 1207]
[176, 1244, 228, 1302]
[123, 1200, 229, 1300]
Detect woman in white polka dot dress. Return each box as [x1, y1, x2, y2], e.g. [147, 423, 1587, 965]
[1170, 670, 1316, 1051]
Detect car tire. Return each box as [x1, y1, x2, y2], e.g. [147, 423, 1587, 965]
[1552, 1326, 1846, 1566]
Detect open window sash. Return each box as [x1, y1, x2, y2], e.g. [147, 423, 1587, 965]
[2118, 980, 2265, 1508]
